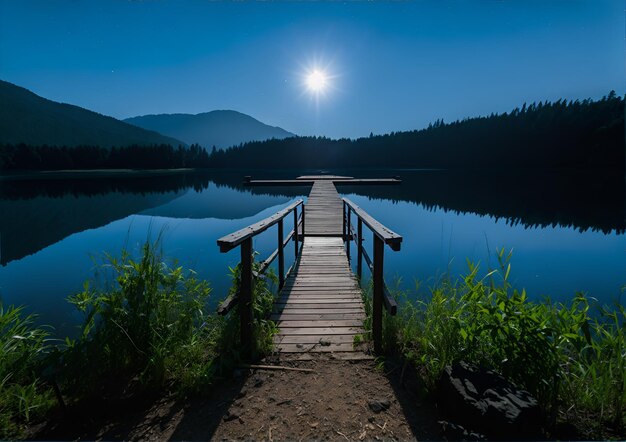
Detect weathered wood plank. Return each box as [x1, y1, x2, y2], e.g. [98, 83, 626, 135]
[343, 197, 402, 251]
[275, 343, 358, 353]
[217, 199, 303, 252]
[274, 334, 359, 344]
[278, 327, 364, 335]
[276, 320, 364, 328]
[270, 313, 365, 321]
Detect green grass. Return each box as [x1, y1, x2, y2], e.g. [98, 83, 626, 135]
[369, 248, 625, 436]
[0, 304, 55, 439]
[58, 240, 215, 394]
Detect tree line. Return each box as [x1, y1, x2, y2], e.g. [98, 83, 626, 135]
[0, 143, 211, 170]
[207, 92, 624, 170]
[1, 92, 623, 171]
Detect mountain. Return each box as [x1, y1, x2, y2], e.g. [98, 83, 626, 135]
[124, 110, 294, 150]
[0, 80, 183, 148]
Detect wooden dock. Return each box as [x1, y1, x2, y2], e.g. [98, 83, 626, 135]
[217, 176, 402, 358]
[271, 237, 365, 353]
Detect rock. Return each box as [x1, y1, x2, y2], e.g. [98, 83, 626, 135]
[368, 399, 391, 413]
[438, 362, 541, 439]
[368, 416, 376, 423]
[439, 420, 486, 441]
[319, 338, 331, 346]
[236, 389, 247, 399]
[223, 410, 239, 422]
[252, 377, 264, 388]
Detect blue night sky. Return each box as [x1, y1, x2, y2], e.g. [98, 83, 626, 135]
[1, 1, 623, 139]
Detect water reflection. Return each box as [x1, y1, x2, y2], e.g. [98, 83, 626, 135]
[2, 169, 621, 267]
[0, 169, 623, 334]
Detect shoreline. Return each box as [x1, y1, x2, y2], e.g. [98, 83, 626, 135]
[0, 168, 199, 181]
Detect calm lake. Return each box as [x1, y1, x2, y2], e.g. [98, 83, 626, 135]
[0, 169, 624, 337]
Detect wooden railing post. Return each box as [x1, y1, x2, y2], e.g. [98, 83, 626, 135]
[357, 218, 363, 279]
[302, 203, 306, 237]
[342, 201, 346, 241]
[293, 207, 299, 258]
[278, 219, 285, 288]
[373, 233, 384, 354]
[240, 237, 253, 358]
[346, 207, 351, 262]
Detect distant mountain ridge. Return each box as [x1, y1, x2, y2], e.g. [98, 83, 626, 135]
[124, 110, 294, 150]
[0, 80, 184, 148]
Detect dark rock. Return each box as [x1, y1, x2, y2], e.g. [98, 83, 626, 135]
[438, 362, 541, 439]
[368, 399, 391, 413]
[439, 420, 486, 441]
[236, 389, 247, 399]
[252, 377, 264, 388]
[223, 410, 239, 422]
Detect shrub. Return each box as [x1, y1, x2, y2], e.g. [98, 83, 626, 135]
[59, 240, 216, 395]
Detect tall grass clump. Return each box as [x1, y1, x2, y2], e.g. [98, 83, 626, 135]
[0, 304, 55, 438]
[382, 248, 625, 434]
[57, 240, 218, 396]
[221, 256, 279, 359]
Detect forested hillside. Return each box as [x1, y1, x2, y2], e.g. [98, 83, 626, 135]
[207, 92, 624, 170]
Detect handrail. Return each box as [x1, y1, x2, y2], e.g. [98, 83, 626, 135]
[342, 198, 402, 353]
[216, 198, 305, 358]
[217, 199, 304, 252]
[343, 197, 402, 251]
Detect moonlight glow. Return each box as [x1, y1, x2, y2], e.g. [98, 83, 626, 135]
[306, 69, 328, 93]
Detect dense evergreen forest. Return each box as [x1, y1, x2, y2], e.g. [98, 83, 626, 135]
[208, 92, 624, 170]
[0, 143, 209, 170]
[1, 92, 623, 171]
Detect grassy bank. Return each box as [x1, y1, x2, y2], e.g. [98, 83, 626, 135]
[0, 241, 276, 439]
[2, 244, 624, 438]
[365, 248, 625, 438]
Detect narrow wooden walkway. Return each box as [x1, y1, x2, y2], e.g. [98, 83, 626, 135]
[271, 237, 365, 353]
[272, 179, 366, 354]
[217, 175, 401, 358]
[304, 180, 344, 237]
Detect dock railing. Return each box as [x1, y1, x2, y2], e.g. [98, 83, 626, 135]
[342, 198, 402, 353]
[216, 199, 304, 356]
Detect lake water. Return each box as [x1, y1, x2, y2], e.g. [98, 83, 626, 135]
[0, 169, 624, 337]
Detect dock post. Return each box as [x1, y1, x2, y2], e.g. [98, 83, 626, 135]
[278, 219, 285, 288]
[293, 208, 299, 258]
[346, 207, 351, 261]
[357, 218, 363, 279]
[373, 234, 384, 353]
[240, 238, 253, 359]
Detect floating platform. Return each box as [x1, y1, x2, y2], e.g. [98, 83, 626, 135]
[244, 175, 401, 186]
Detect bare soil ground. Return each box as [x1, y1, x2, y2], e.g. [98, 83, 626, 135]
[32, 355, 442, 441]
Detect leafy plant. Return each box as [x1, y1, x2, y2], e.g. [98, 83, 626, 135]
[378, 249, 625, 435]
[60, 240, 216, 395]
[0, 304, 55, 438]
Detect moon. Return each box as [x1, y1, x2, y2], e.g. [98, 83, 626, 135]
[306, 69, 328, 93]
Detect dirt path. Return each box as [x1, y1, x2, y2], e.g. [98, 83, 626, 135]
[33, 355, 442, 441]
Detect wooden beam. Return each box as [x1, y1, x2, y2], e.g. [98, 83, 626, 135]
[217, 199, 303, 252]
[342, 197, 402, 251]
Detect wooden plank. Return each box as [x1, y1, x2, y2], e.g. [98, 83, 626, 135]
[276, 320, 363, 328]
[217, 199, 303, 252]
[278, 293, 362, 299]
[273, 307, 364, 315]
[276, 343, 358, 353]
[342, 197, 402, 251]
[270, 313, 365, 321]
[274, 334, 359, 344]
[277, 298, 362, 304]
[278, 327, 363, 335]
[274, 303, 362, 310]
